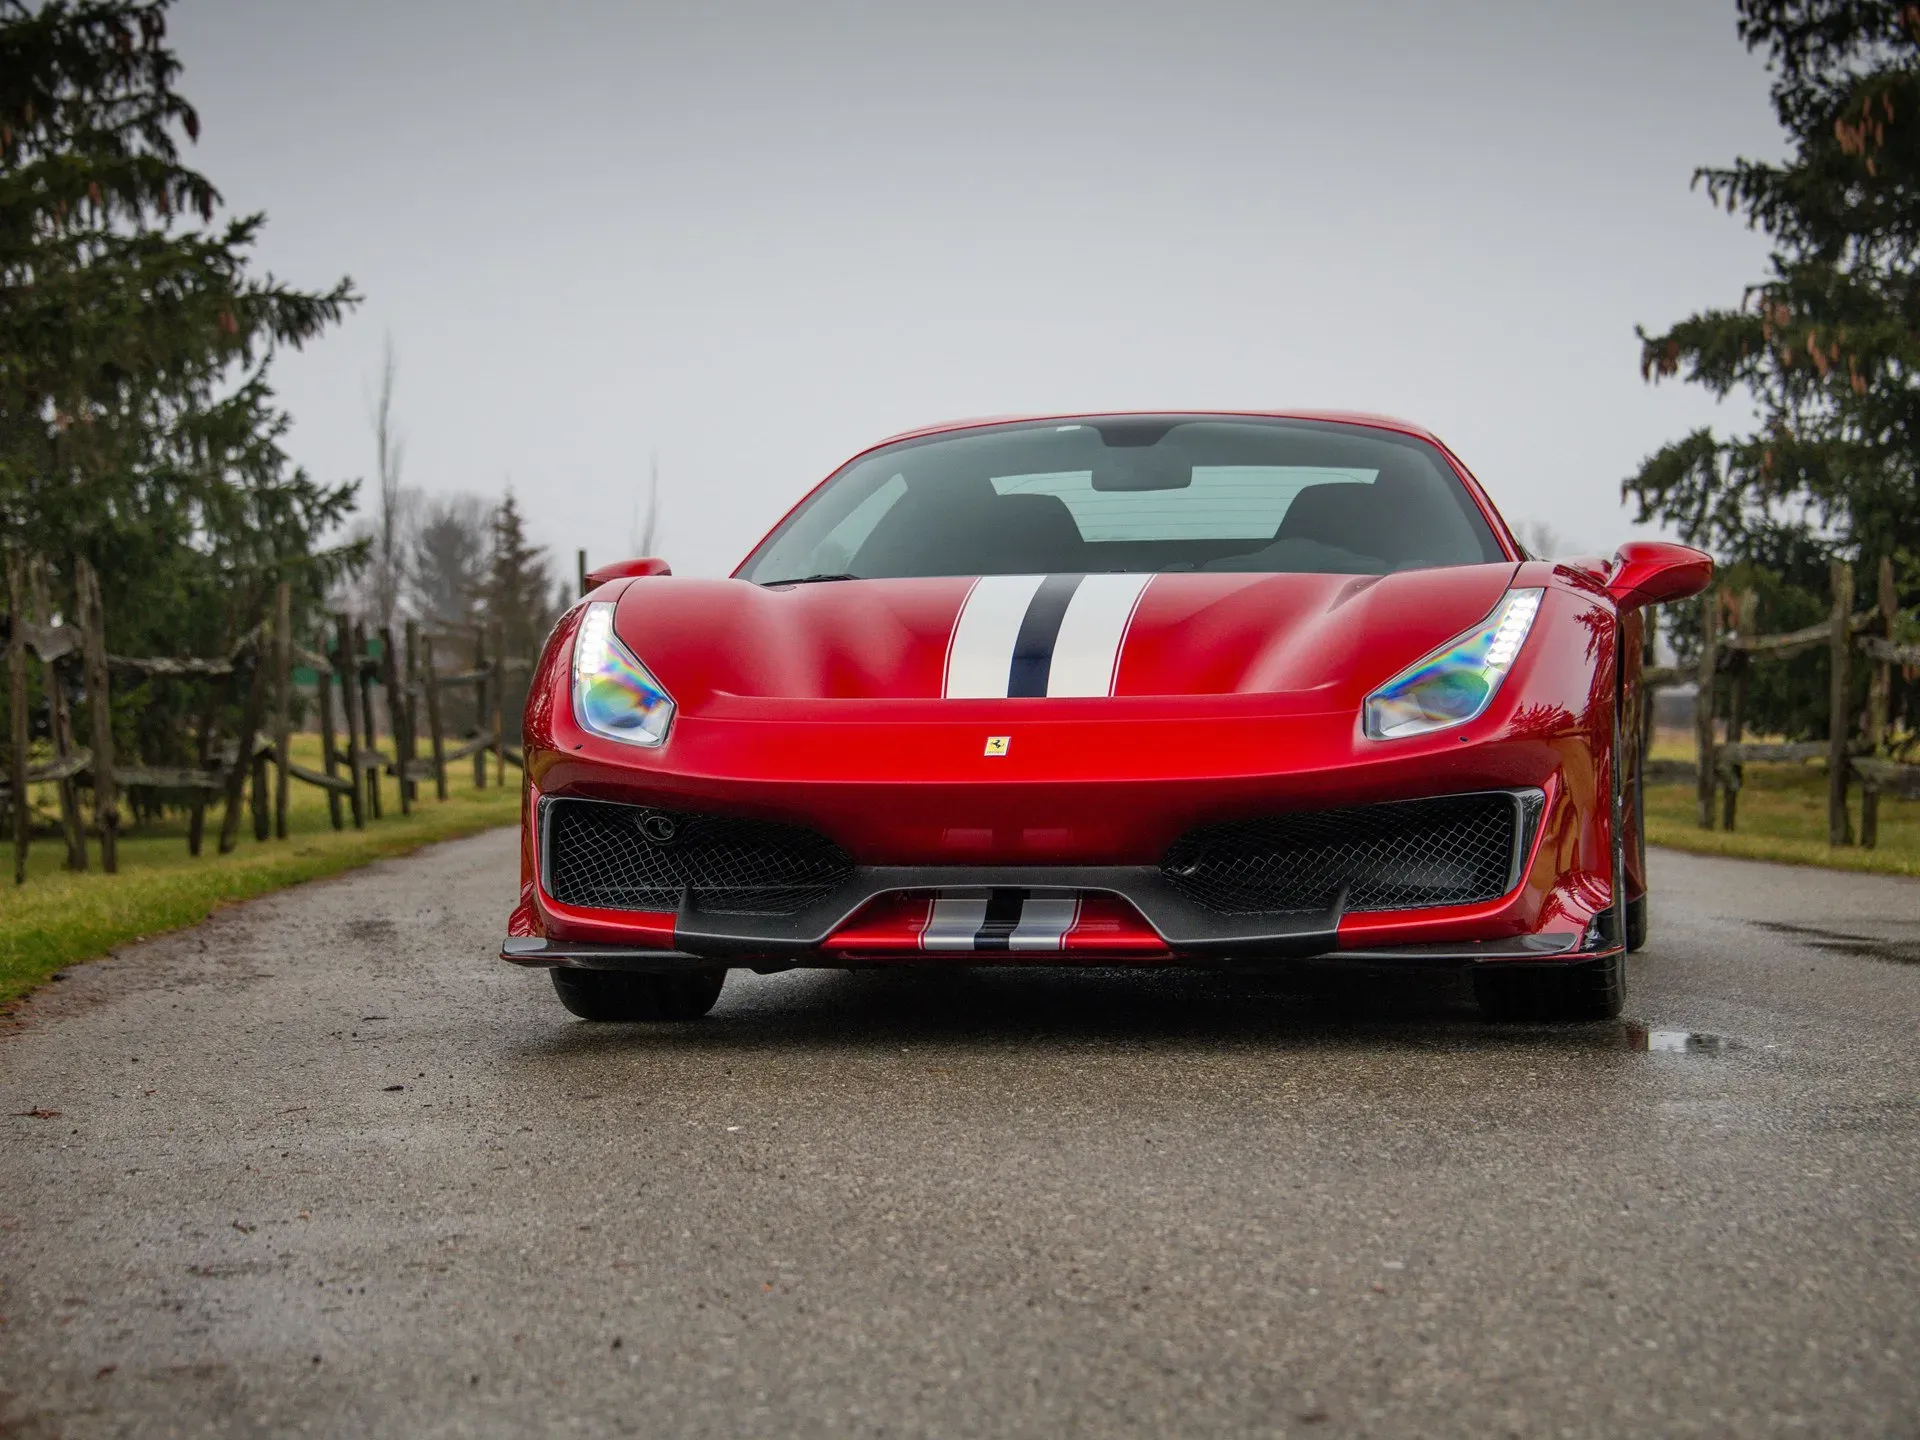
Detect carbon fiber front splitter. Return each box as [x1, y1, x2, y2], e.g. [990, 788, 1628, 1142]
[500, 925, 1592, 972]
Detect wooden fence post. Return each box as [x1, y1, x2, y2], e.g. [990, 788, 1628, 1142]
[422, 633, 448, 801]
[403, 620, 422, 806]
[77, 559, 117, 873]
[472, 626, 489, 791]
[250, 741, 270, 841]
[380, 625, 412, 817]
[1861, 556, 1897, 850]
[29, 561, 86, 872]
[318, 642, 344, 831]
[490, 620, 507, 787]
[336, 614, 365, 830]
[272, 581, 292, 840]
[1827, 560, 1854, 847]
[356, 622, 382, 820]
[185, 634, 227, 859]
[1723, 591, 1756, 832]
[7, 552, 27, 885]
[219, 635, 269, 854]
[1695, 593, 1719, 829]
[48, 650, 86, 871]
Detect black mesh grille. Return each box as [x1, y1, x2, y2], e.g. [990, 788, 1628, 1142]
[545, 799, 852, 916]
[1161, 792, 1524, 915]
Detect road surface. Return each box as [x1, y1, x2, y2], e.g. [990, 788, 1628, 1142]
[2, 830, 1917, 1438]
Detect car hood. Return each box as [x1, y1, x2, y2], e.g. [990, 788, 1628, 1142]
[611, 565, 1521, 713]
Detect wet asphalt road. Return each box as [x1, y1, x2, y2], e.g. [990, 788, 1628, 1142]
[1, 831, 1917, 1439]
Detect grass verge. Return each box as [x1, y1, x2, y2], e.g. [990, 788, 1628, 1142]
[2, 734, 519, 1011]
[1644, 762, 1919, 879]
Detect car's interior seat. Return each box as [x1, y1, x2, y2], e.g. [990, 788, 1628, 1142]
[1273, 482, 1407, 565]
[854, 484, 1087, 576]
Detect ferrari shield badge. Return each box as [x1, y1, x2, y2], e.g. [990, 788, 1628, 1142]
[983, 735, 1010, 757]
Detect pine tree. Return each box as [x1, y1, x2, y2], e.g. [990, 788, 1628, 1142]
[483, 490, 557, 662]
[409, 493, 490, 632]
[1628, 0, 1919, 735]
[0, 0, 361, 662]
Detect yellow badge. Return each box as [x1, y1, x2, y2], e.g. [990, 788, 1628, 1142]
[983, 735, 1010, 757]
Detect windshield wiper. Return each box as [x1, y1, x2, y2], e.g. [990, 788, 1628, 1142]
[761, 573, 862, 586]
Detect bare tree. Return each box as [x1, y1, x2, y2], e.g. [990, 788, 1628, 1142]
[367, 335, 409, 629]
[631, 451, 662, 556]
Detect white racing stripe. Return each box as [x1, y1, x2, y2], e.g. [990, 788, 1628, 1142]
[920, 895, 990, 950]
[1044, 573, 1153, 697]
[944, 575, 1047, 698]
[943, 573, 1151, 698]
[1008, 897, 1082, 951]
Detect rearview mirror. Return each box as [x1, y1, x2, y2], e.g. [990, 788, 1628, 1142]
[585, 557, 673, 587]
[1605, 541, 1712, 613]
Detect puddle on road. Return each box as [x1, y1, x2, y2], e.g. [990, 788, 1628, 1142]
[1623, 1023, 1734, 1055]
[1749, 920, 1920, 966]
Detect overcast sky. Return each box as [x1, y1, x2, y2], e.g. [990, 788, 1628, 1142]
[170, 0, 1779, 578]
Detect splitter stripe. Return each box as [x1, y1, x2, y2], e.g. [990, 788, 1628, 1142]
[1046, 572, 1153, 697]
[973, 888, 1027, 951]
[1007, 574, 1085, 698]
[944, 575, 1047, 698]
[922, 896, 990, 950]
[1009, 897, 1081, 951]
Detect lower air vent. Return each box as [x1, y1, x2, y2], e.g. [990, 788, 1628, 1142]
[1160, 790, 1538, 915]
[544, 799, 852, 916]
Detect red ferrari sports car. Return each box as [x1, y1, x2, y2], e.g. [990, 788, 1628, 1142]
[503, 412, 1711, 1024]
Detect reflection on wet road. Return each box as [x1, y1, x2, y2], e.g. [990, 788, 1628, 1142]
[1750, 918, 1920, 965]
[1623, 1022, 1732, 1053]
[1, 832, 1917, 1438]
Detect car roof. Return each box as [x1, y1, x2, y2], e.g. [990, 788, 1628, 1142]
[866, 410, 1456, 450]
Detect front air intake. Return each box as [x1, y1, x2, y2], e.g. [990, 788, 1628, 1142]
[1160, 790, 1541, 916]
[543, 798, 853, 916]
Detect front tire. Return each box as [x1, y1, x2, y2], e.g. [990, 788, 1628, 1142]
[1625, 893, 1649, 953]
[1473, 952, 1625, 1022]
[550, 968, 727, 1022]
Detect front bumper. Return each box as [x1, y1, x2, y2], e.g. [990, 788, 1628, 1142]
[504, 783, 1619, 972]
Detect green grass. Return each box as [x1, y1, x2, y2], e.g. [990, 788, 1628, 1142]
[2, 734, 520, 1010]
[1643, 732, 1920, 877]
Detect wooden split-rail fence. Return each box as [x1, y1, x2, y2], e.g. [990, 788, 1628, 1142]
[4, 561, 530, 884]
[1640, 556, 1919, 848]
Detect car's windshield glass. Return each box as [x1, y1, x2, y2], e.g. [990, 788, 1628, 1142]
[739, 417, 1506, 583]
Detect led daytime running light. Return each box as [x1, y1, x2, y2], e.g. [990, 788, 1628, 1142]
[1364, 588, 1543, 741]
[572, 601, 674, 747]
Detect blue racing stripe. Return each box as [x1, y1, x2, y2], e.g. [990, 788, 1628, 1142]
[1006, 574, 1084, 698]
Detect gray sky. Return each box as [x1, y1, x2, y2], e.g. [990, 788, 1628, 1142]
[172, 0, 1778, 578]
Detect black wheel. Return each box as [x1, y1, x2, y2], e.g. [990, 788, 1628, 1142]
[1474, 951, 1625, 1022]
[550, 968, 727, 1022]
[1625, 893, 1649, 953]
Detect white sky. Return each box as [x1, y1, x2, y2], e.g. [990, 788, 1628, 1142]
[171, 0, 1779, 577]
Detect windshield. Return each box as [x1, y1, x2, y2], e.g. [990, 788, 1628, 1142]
[739, 416, 1506, 583]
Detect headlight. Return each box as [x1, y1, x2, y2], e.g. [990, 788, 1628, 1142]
[572, 601, 674, 746]
[1363, 589, 1542, 740]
